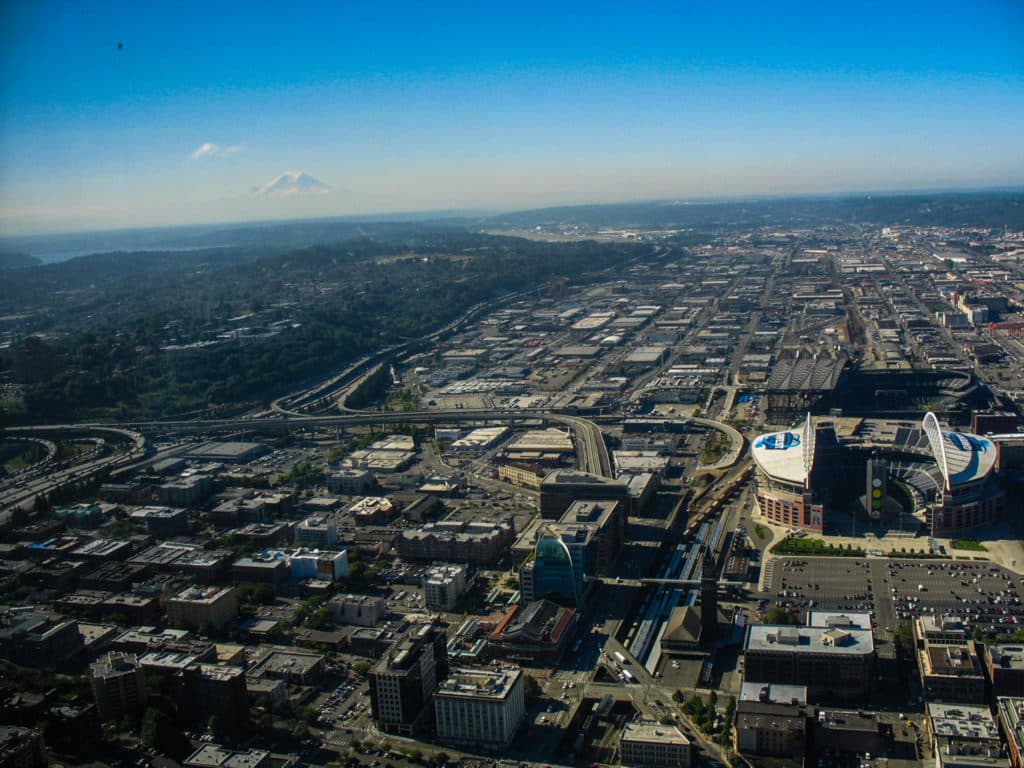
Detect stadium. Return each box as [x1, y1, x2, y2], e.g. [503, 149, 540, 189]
[751, 412, 1003, 536]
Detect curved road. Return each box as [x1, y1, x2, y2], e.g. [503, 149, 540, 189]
[0, 425, 147, 517]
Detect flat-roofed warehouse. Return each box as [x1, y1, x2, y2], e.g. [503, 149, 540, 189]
[504, 428, 574, 454]
[185, 441, 268, 463]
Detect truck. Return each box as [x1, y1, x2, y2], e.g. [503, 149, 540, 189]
[613, 651, 628, 665]
[621, 669, 635, 684]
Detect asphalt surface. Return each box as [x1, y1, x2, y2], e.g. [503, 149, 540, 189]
[764, 555, 1024, 634]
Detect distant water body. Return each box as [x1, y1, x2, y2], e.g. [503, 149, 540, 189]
[34, 244, 233, 264]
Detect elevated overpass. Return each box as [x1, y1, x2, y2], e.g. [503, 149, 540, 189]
[20, 408, 613, 479]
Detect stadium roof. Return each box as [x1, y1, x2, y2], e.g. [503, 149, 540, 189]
[922, 412, 997, 491]
[750, 414, 816, 485]
[765, 353, 847, 392]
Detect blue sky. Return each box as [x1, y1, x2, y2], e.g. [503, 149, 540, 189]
[1, 0, 1022, 234]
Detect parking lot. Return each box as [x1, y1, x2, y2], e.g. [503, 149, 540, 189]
[764, 556, 1024, 634]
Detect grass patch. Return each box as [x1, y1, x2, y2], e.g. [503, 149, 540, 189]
[753, 524, 766, 540]
[0, 441, 44, 470]
[951, 539, 987, 552]
[699, 431, 730, 466]
[890, 480, 916, 515]
[771, 537, 865, 557]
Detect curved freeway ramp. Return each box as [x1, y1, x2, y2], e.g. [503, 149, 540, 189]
[106, 407, 615, 478]
[0, 425, 147, 517]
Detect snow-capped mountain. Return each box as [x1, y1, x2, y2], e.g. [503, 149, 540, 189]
[254, 171, 331, 198]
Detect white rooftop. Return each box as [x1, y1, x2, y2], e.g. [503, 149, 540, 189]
[751, 418, 814, 485]
[923, 412, 997, 489]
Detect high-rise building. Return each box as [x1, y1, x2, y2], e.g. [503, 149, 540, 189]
[175, 664, 249, 731]
[369, 622, 449, 736]
[539, 470, 629, 519]
[424, 565, 468, 612]
[520, 499, 624, 606]
[434, 667, 525, 747]
[90, 652, 147, 722]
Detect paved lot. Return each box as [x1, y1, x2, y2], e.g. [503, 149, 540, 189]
[764, 556, 1024, 634]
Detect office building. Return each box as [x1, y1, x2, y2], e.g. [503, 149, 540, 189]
[90, 652, 147, 722]
[742, 622, 876, 704]
[735, 683, 808, 758]
[996, 698, 1024, 768]
[249, 650, 324, 684]
[329, 593, 386, 627]
[424, 565, 468, 612]
[167, 586, 238, 632]
[0, 611, 83, 669]
[927, 702, 1008, 768]
[289, 549, 348, 582]
[983, 646, 1024, 701]
[520, 499, 624, 605]
[295, 515, 337, 547]
[434, 667, 525, 747]
[919, 641, 986, 704]
[916, 615, 972, 646]
[619, 722, 691, 768]
[327, 467, 375, 495]
[539, 470, 629, 519]
[183, 745, 270, 768]
[175, 665, 249, 731]
[398, 519, 515, 566]
[369, 622, 449, 736]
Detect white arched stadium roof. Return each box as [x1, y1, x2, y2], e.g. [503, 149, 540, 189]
[922, 412, 997, 491]
[750, 414, 815, 486]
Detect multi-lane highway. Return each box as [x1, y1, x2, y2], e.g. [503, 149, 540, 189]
[0, 425, 147, 518]
[1, 408, 612, 518]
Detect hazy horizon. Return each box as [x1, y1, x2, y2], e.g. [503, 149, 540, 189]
[2, 1, 1022, 237]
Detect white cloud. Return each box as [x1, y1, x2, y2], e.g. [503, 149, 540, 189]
[189, 142, 243, 160]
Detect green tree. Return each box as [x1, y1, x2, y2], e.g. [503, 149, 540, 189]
[896, 621, 916, 656]
[763, 607, 798, 625]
